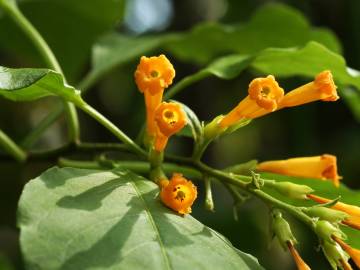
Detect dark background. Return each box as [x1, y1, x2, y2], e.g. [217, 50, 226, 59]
[1, 0, 359, 269]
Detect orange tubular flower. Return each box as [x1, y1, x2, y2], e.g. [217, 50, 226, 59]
[307, 194, 360, 230]
[134, 55, 175, 136]
[220, 75, 284, 127]
[154, 102, 186, 152]
[257, 155, 341, 187]
[333, 236, 360, 269]
[160, 173, 197, 214]
[287, 241, 311, 270]
[278, 70, 339, 109]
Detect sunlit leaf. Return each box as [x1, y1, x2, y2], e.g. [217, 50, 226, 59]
[0, 66, 81, 102]
[18, 167, 264, 270]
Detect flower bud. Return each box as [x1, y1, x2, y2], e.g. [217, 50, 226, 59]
[269, 182, 313, 200]
[272, 209, 297, 250]
[305, 206, 349, 223]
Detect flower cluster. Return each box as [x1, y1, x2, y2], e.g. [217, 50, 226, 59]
[134, 55, 360, 269]
[135, 55, 196, 214]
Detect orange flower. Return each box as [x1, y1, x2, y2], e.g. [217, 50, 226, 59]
[154, 102, 186, 152]
[220, 75, 284, 127]
[287, 241, 311, 270]
[257, 155, 341, 187]
[333, 236, 360, 269]
[160, 173, 197, 214]
[134, 55, 175, 136]
[278, 70, 339, 109]
[307, 194, 360, 230]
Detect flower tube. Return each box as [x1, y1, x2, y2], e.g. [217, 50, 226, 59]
[257, 155, 341, 187]
[279, 70, 339, 109]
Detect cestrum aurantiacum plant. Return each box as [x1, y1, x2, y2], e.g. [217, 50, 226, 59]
[134, 54, 360, 269]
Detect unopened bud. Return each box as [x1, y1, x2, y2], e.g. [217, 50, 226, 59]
[305, 206, 349, 223]
[272, 209, 297, 250]
[269, 182, 313, 200]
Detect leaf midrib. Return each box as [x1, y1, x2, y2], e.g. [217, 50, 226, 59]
[129, 181, 172, 270]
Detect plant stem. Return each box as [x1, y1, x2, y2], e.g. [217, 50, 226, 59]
[77, 101, 147, 157]
[58, 158, 202, 179]
[0, 129, 27, 162]
[194, 161, 315, 230]
[165, 71, 210, 99]
[1, 0, 80, 143]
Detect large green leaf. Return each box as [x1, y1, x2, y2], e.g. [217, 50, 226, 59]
[88, 3, 340, 87]
[261, 172, 360, 249]
[252, 41, 360, 88]
[0, 0, 125, 81]
[0, 66, 81, 103]
[164, 4, 341, 64]
[18, 167, 264, 270]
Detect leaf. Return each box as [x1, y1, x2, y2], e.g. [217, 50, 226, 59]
[252, 41, 360, 89]
[0, 0, 126, 81]
[261, 172, 360, 249]
[88, 3, 340, 85]
[200, 54, 253, 79]
[91, 34, 166, 80]
[18, 167, 264, 270]
[0, 66, 81, 103]
[164, 3, 341, 64]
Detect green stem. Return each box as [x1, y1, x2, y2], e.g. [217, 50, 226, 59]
[77, 101, 147, 157]
[77, 71, 100, 94]
[58, 158, 202, 179]
[1, 0, 80, 143]
[194, 161, 315, 230]
[0, 129, 27, 162]
[165, 71, 210, 99]
[77, 142, 129, 152]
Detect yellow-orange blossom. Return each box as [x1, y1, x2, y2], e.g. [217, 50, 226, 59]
[160, 173, 197, 214]
[135, 55, 175, 136]
[220, 70, 339, 128]
[257, 155, 341, 187]
[154, 102, 187, 152]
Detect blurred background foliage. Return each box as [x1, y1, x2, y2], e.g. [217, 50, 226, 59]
[0, 0, 359, 269]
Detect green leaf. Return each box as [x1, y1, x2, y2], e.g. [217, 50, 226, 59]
[252, 41, 360, 88]
[92, 34, 166, 80]
[0, 0, 126, 81]
[261, 172, 360, 249]
[18, 167, 264, 270]
[88, 3, 340, 87]
[0, 66, 81, 103]
[200, 54, 253, 79]
[164, 3, 341, 64]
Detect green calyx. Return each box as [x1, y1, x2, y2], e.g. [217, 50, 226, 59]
[203, 115, 227, 141]
[271, 209, 297, 250]
[315, 220, 346, 243]
[268, 181, 314, 200]
[304, 206, 349, 223]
